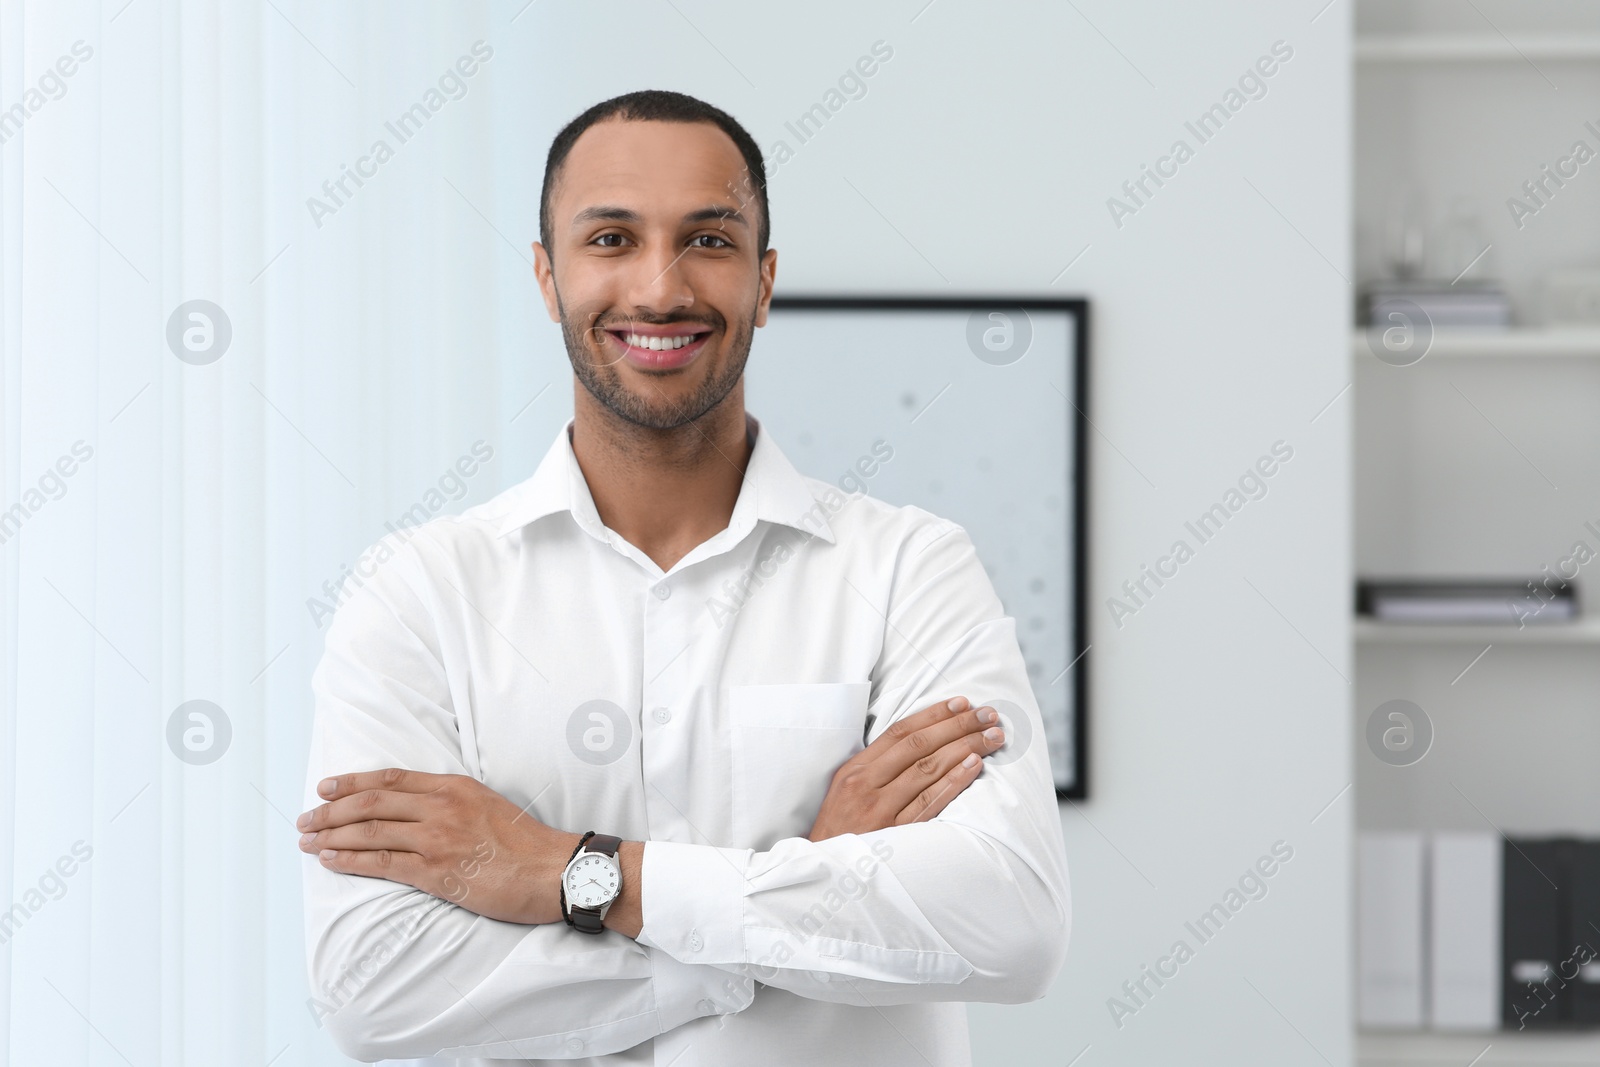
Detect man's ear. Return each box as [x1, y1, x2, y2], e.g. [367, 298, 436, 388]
[753, 247, 779, 328]
[532, 242, 562, 323]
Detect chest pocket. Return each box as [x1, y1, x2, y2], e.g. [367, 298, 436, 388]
[728, 682, 870, 851]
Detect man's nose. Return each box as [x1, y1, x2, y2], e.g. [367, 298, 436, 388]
[625, 240, 695, 314]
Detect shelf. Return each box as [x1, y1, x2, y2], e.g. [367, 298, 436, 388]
[1350, 328, 1600, 361]
[1357, 34, 1600, 63]
[1361, 1029, 1600, 1066]
[1355, 618, 1600, 645]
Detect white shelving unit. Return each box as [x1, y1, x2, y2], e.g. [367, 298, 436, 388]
[1354, 7, 1600, 1064]
[1355, 617, 1600, 645]
[1350, 328, 1600, 360]
[1357, 34, 1600, 63]
[1360, 1029, 1600, 1066]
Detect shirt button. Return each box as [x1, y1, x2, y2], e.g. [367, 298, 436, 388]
[565, 1038, 583, 1054]
[697, 998, 715, 1015]
[688, 930, 703, 952]
[654, 583, 672, 600]
[652, 706, 671, 724]
[811, 970, 831, 983]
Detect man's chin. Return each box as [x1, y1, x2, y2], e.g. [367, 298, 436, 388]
[582, 378, 714, 432]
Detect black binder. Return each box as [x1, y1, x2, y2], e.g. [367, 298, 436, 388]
[1502, 839, 1572, 1028]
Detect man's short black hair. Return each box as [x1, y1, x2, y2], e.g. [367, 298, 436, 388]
[539, 90, 769, 261]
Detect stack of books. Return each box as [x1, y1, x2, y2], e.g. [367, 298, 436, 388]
[1360, 281, 1512, 329]
[1357, 579, 1578, 625]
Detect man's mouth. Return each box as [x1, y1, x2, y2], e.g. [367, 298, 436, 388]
[602, 326, 713, 370]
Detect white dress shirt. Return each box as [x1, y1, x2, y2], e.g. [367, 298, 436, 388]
[302, 416, 1071, 1066]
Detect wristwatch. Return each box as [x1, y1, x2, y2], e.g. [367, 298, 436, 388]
[561, 831, 622, 934]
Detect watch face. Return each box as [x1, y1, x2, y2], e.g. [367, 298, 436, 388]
[564, 853, 620, 909]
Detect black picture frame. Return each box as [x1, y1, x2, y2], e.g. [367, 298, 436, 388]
[766, 295, 1089, 800]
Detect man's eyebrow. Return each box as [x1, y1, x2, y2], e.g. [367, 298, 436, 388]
[683, 206, 749, 229]
[569, 204, 749, 229]
[570, 205, 642, 227]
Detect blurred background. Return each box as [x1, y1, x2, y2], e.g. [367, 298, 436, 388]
[34, 0, 1600, 1063]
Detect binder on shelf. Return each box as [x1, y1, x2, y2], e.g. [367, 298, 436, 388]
[1360, 280, 1512, 328]
[1430, 832, 1500, 1030]
[1502, 838, 1573, 1028]
[1356, 578, 1578, 625]
[1359, 832, 1426, 1029]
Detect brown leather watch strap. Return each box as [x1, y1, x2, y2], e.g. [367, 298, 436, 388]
[570, 906, 605, 934]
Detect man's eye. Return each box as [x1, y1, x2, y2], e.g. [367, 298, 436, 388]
[691, 234, 731, 249]
[593, 234, 626, 247]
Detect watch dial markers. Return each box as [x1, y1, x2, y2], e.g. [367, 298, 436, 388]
[565, 853, 620, 908]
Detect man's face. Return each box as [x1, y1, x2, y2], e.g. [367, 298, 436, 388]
[533, 118, 777, 431]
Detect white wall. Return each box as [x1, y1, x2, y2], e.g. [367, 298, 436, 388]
[505, 2, 1353, 1064]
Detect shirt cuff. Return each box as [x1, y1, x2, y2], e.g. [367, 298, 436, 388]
[639, 840, 752, 965]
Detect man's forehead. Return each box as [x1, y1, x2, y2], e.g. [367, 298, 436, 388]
[558, 118, 753, 218]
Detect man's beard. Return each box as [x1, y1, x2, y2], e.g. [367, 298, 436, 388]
[557, 294, 753, 432]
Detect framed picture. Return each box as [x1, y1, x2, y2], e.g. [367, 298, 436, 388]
[751, 296, 1089, 798]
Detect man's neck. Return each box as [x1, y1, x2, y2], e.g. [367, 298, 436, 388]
[569, 386, 753, 573]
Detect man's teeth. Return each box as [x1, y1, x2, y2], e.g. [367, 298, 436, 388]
[623, 333, 699, 351]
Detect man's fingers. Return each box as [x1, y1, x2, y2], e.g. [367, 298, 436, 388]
[315, 767, 444, 800]
[299, 819, 427, 854]
[861, 696, 970, 760]
[298, 786, 429, 832]
[880, 728, 1003, 813]
[895, 752, 983, 825]
[316, 846, 425, 886]
[866, 704, 1003, 787]
[808, 697, 1004, 843]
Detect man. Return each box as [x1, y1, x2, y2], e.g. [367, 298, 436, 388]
[298, 90, 1069, 1066]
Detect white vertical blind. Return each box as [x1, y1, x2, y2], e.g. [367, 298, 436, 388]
[0, 2, 566, 1063]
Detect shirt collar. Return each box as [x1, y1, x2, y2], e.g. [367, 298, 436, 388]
[492, 415, 836, 546]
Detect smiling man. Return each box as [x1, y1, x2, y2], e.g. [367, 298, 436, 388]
[299, 90, 1070, 1066]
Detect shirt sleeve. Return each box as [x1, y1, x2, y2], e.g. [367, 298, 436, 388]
[636, 517, 1072, 1005]
[302, 537, 753, 1063]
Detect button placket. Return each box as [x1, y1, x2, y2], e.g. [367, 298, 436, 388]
[641, 569, 695, 848]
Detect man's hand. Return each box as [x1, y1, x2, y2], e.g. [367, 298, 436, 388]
[807, 696, 1004, 842]
[297, 769, 581, 926]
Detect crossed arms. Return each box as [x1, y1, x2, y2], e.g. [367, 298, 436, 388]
[299, 521, 1071, 1061]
